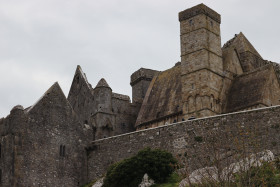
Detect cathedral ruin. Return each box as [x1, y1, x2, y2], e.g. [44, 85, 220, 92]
[0, 3, 280, 187]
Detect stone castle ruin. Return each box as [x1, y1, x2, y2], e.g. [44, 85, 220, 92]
[0, 3, 280, 187]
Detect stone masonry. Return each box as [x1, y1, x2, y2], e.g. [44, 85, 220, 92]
[88, 105, 280, 181]
[1, 3, 280, 187]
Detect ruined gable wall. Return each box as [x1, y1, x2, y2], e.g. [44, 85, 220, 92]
[67, 67, 96, 130]
[87, 106, 280, 181]
[20, 84, 89, 187]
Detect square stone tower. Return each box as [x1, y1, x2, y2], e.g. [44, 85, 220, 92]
[179, 4, 224, 119]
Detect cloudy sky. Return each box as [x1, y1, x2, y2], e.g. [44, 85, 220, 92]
[0, 0, 280, 117]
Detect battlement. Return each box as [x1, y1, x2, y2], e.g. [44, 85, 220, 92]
[179, 3, 221, 23]
[130, 68, 159, 86]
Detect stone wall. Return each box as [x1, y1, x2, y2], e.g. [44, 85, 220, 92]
[112, 95, 137, 135]
[87, 105, 280, 182]
[68, 66, 138, 140]
[0, 83, 90, 187]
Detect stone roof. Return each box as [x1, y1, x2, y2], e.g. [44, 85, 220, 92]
[226, 65, 275, 112]
[95, 78, 110, 89]
[26, 82, 68, 113]
[135, 65, 182, 127]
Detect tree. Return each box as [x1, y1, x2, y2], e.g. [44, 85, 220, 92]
[102, 147, 177, 187]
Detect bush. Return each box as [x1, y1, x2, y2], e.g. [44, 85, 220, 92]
[102, 147, 177, 187]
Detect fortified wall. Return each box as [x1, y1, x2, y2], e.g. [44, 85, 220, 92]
[1, 3, 280, 186]
[87, 105, 280, 181]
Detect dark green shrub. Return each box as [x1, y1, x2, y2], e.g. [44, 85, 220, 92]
[102, 147, 177, 187]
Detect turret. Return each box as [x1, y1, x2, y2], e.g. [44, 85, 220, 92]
[130, 68, 159, 104]
[93, 78, 112, 113]
[91, 78, 114, 139]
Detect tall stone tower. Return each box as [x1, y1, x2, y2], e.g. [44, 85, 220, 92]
[179, 4, 224, 119]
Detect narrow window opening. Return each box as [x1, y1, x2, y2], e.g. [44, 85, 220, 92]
[0, 143, 1, 158]
[0, 169, 2, 183]
[76, 76, 80, 84]
[210, 21, 213, 27]
[211, 103, 213, 109]
[173, 120, 177, 123]
[192, 84, 194, 89]
[189, 19, 193, 25]
[59, 145, 63, 156]
[62, 146, 65, 157]
[59, 145, 66, 157]
[84, 120, 88, 125]
[182, 118, 185, 121]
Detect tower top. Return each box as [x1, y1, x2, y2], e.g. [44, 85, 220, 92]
[95, 78, 110, 89]
[179, 3, 221, 23]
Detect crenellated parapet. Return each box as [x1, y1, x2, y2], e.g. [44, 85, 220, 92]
[130, 68, 159, 104]
[179, 3, 221, 23]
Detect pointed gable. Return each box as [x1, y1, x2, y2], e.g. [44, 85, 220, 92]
[67, 66, 96, 124]
[223, 32, 262, 58]
[67, 65, 94, 108]
[27, 82, 72, 114]
[223, 32, 265, 72]
[95, 78, 110, 89]
[68, 65, 93, 99]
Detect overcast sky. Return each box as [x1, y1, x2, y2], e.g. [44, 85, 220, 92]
[1, 0, 280, 117]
